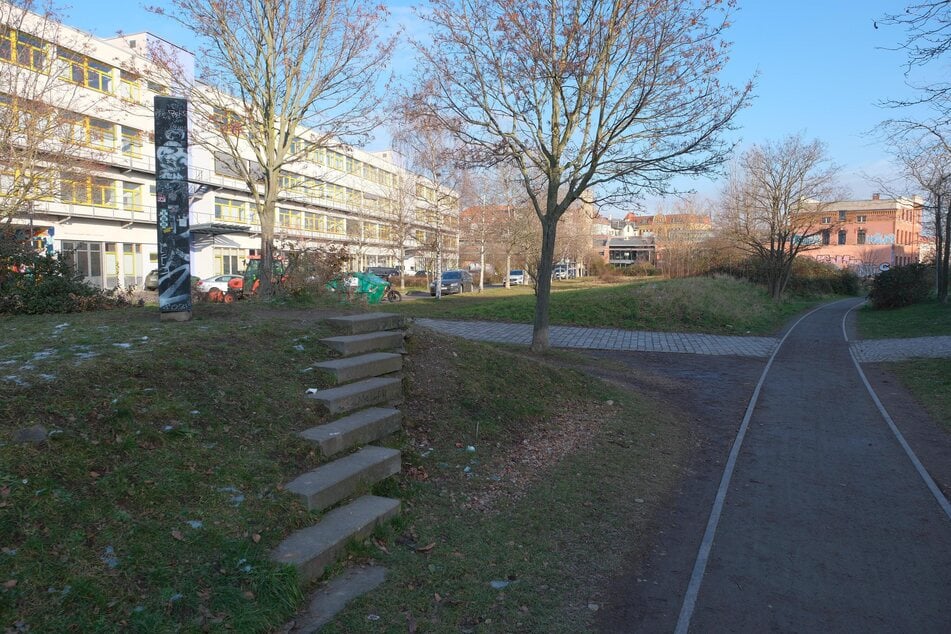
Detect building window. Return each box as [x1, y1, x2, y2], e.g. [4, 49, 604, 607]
[1, 29, 48, 71]
[837, 230, 847, 245]
[212, 108, 242, 135]
[838, 210, 846, 222]
[278, 208, 302, 229]
[61, 240, 102, 286]
[857, 230, 866, 245]
[119, 70, 140, 102]
[87, 118, 115, 150]
[214, 197, 245, 222]
[821, 230, 830, 246]
[146, 80, 168, 95]
[58, 48, 114, 93]
[90, 177, 116, 207]
[59, 174, 116, 207]
[122, 182, 142, 211]
[121, 126, 143, 157]
[327, 216, 345, 235]
[857, 215, 867, 223]
[214, 247, 246, 275]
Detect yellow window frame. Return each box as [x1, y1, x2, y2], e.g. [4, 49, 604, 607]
[120, 77, 140, 103]
[87, 117, 115, 151]
[121, 126, 142, 158]
[327, 216, 345, 235]
[122, 182, 142, 212]
[214, 197, 245, 222]
[1, 29, 48, 72]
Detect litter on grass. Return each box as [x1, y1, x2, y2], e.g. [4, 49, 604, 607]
[101, 546, 119, 569]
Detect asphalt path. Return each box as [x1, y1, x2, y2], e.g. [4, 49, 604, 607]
[673, 299, 951, 633]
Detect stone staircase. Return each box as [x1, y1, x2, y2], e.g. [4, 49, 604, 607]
[270, 313, 406, 585]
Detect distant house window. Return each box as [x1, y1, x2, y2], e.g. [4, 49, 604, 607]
[838, 230, 847, 245]
[821, 216, 831, 224]
[857, 215, 867, 223]
[838, 210, 847, 222]
[857, 230, 866, 245]
[821, 230, 830, 245]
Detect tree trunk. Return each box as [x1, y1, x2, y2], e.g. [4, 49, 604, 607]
[258, 200, 276, 297]
[531, 220, 558, 352]
[399, 244, 406, 291]
[940, 199, 951, 303]
[505, 253, 511, 289]
[479, 242, 485, 292]
[936, 200, 945, 301]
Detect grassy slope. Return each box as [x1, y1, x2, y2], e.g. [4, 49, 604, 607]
[0, 304, 337, 632]
[0, 303, 692, 632]
[856, 301, 951, 434]
[324, 329, 691, 632]
[395, 276, 821, 335]
[857, 300, 951, 339]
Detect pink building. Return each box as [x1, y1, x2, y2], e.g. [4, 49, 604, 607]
[801, 194, 923, 276]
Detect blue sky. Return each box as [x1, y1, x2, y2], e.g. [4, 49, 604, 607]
[61, 0, 938, 211]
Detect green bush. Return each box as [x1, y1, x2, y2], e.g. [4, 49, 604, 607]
[786, 258, 860, 296]
[0, 240, 117, 314]
[867, 263, 933, 309]
[617, 261, 658, 277]
[714, 256, 859, 297]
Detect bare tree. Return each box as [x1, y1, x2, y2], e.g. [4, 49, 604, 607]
[880, 116, 951, 301]
[720, 135, 842, 300]
[382, 169, 418, 290]
[0, 1, 101, 226]
[555, 194, 596, 275]
[411, 0, 750, 350]
[392, 112, 461, 299]
[879, 2, 951, 118]
[150, 0, 393, 295]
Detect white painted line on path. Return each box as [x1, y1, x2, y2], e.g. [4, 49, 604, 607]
[842, 302, 951, 521]
[673, 302, 836, 634]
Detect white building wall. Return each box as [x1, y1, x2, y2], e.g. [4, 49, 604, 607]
[2, 2, 459, 288]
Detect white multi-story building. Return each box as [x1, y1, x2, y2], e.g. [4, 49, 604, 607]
[1, 4, 458, 288]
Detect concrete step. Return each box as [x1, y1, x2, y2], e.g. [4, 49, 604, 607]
[285, 446, 401, 512]
[320, 331, 404, 357]
[299, 407, 402, 457]
[307, 377, 402, 415]
[313, 352, 402, 385]
[326, 313, 403, 336]
[282, 565, 387, 632]
[271, 495, 400, 584]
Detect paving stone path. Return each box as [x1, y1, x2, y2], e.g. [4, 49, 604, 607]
[850, 335, 951, 362]
[414, 318, 778, 357]
[415, 317, 951, 362]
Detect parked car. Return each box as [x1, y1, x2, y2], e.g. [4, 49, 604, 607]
[553, 265, 569, 280]
[508, 269, 527, 285]
[430, 270, 474, 295]
[366, 266, 400, 280]
[145, 269, 160, 290]
[196, 274, 244, 293]
[414, 270, 430, 278]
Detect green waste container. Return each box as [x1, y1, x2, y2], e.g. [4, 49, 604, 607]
[326, 272, 388, 304]
[355, 272, 387, 304]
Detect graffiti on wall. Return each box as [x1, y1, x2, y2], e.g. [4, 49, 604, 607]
[154, 97, 192, 314]
[865, 233, 895, 245]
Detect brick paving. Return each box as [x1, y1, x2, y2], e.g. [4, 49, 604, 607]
[414, 318, 951, 362]
[413, 318, 779, 358]
[850, 336, 951, 362]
